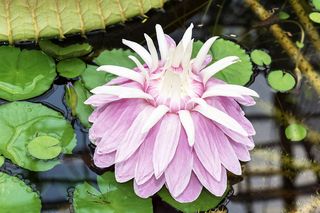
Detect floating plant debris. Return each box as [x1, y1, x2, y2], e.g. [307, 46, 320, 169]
[73, 172, 152, 213]
[267, 70, 296, 92]
[0, 102, 76, 171]
[0, 46, 56, 101]
[39, 40, 93, 60]
[57, 58, 86, 78]
[285, 123, 307, 142]
[250, 49, 272, 66]
[278, 11, 290, 20]
[0, 172, 41, 213]
[193, 39, 253, 85]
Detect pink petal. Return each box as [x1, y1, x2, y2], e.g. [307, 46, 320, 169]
[115, 150, 139, 183]
[193, 36, 218, 72]
[174, 173, 203, 203]
[211, 124, 242, 175]
[165, 130, 193, 197]
[192, 112, 222, 181]
[153, 114, 181, 178]
[229, 139, 251, 162]
[85, 94, 121, 107]
[193, 156, 227, 196]
[91, 100, 145, 148]
[115, 106, 154, 163]
[134, 175, 165, 198]
[93, 151, 115, 168]
[134, 124, 159, 185]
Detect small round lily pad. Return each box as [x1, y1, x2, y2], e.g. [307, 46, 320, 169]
[57, 58, 86, 78]
[309, 12, 320, 23]
[285, 124, 307, 142]
[267, 70, 296, 92]
[250, 49, 272, 66]
[27, 136, 62, 160]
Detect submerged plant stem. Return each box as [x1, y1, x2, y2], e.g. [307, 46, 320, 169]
[288, 0, 320, 51]
[244, 0, 320, 96]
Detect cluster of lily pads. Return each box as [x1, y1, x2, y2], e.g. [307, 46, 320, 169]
[309, 0, 320, 23]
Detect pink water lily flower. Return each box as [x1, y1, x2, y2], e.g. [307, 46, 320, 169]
[85, 24, 258, 202]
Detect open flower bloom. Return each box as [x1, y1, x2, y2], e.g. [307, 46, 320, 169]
[85, 24, 258, 202]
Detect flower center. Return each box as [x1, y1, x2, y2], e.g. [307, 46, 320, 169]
[146, 65, 203, 112]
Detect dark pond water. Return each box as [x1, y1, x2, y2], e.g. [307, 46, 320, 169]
[1, 0, 320, 212]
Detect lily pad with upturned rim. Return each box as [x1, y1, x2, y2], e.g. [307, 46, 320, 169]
[0, 46, 56, 101]
[309, 12, 320, 23]
[0, 102, 76, 171]
[0, 172, 41, 213]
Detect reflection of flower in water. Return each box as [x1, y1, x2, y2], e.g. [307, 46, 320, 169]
[86, 24, 258, 202]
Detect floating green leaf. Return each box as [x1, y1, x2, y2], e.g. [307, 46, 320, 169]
[73, 172, 152, 213]
[267, 70, 296, 92]
[27, 136, 62, 160]
[0, 172, 41, 213]
[0, 102, 76, 171]
[250, 49, 272, 66]
[296, 41, 304, 49]
[158, 187, 229, 213]
[94, 49, 140, 68]
[192, 39, 253, 85]
[312, 0, 320, 10]
[0, 46, 56, 101]
[278, 11, 290, 20]
[309, 12, 320, 23]
[57, 58, 86, 78]
[81, 65, 116, 90]
[285, 124, 307, 142]
[39, 40, 93, 60]
[0, 156, 4, 167]
[65, 81, 93, 128]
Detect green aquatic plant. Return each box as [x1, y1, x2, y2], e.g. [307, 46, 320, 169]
[158, 187, 229, 213]
[0, 0, 167, 43]
[0, 172, 41, 213]
[267, 70, 296, 92]
[57, 58, 86, 78]
[0, 46, 56, 101]
[0, 155, 4, 167]
[285, 123, 307, 142]
[65, 81, 93, 128]
[0, 102, 76, 171]
[192, 39, 253, 85]
[39, 40, 93, 60]
[250, 49, 271, 66]
[73, 172, 153, 213]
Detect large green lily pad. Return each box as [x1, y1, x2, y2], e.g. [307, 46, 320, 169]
[73, 172, 153, 213]
[0, 172, 41, 213]
[0, 46, 56, 101]
[65, 81, 93, 128]
[158, 187, 229, 213]
[192, 39, 253, 85]
[0, 102, 76, 171]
